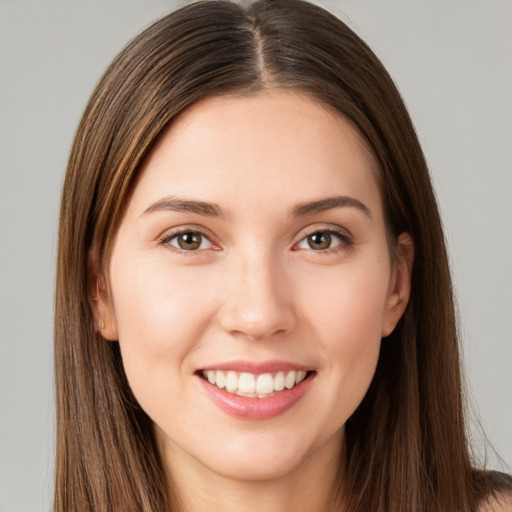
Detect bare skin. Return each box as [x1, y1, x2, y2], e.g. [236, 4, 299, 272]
[93, 90, 413, 512]
[479, 492, 512, 512]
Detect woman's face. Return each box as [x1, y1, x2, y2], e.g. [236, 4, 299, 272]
[99, 91, 411, 484]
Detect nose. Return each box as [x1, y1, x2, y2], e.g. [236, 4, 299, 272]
[219, 250, 296, 341]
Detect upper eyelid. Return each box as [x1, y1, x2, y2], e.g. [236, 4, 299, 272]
[156, 223, 352, 247]
[158, 225, 214, 242]
[157, 228, 217, 252]
[295, 224, 353, 240]
[292, 225, 354, 252]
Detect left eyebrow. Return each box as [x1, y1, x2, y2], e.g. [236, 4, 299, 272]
[292, 195, 372, 218]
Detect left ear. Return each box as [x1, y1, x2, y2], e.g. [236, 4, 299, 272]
[382, 232, 414, 337]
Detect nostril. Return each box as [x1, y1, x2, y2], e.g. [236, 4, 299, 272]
[218, 282, 297, 340]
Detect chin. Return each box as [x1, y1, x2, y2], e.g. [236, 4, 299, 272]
[182, 424, 341, 484]
[203, 446, 309, 483]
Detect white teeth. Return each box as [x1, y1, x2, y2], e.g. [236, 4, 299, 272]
[274, 371, 285, 391]
[226, 371, 238, 392]
[215, 370, 226, 389]
[236, 391, 258, 397]
[285, 371, 296, 389]
[256, 373, 274, 395]
[202, 369, 310, 397]
[238, 373, 256, 394]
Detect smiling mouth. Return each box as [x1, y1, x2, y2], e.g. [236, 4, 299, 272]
[199, 369, 315, 398]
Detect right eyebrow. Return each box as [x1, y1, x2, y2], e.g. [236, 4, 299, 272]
[141, 197, 225, 218]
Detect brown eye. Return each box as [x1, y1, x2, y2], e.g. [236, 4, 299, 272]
[164, 231, 213, 251]
[307, 232, 332, 250]
[295, 229, 347, 252]
[178, 232, 202, 250]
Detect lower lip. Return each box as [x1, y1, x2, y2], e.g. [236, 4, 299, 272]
[198, 373, 314, 420]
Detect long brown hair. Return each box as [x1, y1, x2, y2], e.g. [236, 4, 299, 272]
[54, 1, 511, 510]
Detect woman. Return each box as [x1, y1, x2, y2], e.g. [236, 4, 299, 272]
[54, 0, 512, 510]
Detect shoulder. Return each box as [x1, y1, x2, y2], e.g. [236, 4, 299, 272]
[478, 491, 512, 512]
[475, 470, 512, 512]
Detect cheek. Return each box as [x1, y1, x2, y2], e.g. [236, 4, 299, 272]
[304, 256, 390, 342]
[108, 256, 216, 402]
[301, 259, 389, 415]
[112, 256, 214, 342]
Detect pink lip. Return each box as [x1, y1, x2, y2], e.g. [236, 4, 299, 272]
[197, 370, 315, 420]
[200, 359, 313, 374]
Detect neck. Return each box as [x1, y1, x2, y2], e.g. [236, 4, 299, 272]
[163, 432, 346, 512]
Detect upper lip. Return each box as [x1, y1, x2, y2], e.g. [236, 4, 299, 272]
[199, 359, 314, 374]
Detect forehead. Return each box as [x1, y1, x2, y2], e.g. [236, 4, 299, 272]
[129, 90, 382, 218]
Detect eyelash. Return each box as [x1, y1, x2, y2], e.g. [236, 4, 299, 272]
[158, 228, 216, 252]
[293, 227, 353, 253]
[158, 226, 353, 253]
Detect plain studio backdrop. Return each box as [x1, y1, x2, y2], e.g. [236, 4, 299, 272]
[0, 1, 511, 510]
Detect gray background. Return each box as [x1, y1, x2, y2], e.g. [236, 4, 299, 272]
[0, 1, 510, 510]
